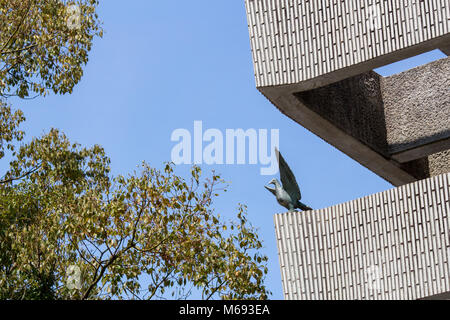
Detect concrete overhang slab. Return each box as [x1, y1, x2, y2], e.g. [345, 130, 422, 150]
[259, 57, 450, 186]
[246, 0, 450, 186]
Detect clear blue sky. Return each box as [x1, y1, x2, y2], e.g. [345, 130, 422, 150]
[7, 1, 447, 299]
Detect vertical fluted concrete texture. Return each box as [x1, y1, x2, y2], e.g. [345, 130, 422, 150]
[274, 173, 450, 300]
[245, 0, 450, 89]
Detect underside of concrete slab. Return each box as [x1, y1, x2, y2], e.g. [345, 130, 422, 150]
[286, 57, 450, 186]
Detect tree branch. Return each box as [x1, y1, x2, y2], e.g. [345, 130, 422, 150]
[0, 164, 41, 185]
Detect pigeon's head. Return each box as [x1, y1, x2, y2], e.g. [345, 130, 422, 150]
[267, 178, 278, 186]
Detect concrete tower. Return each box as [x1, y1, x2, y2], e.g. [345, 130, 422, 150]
[245, 0, 450, 299]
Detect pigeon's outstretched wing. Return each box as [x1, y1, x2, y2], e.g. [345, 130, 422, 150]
[276, 148, 301, 202]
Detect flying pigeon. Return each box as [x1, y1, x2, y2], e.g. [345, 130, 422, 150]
[265, 148, 312, 212]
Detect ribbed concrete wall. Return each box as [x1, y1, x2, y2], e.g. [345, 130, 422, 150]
[274, 173, 450, 300]
[245, 0, 450, 88]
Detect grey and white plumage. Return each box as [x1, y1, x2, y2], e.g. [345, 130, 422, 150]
[265, 148, 312, 212]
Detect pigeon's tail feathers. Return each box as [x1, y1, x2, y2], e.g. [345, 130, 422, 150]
[296, 201, 312, 211]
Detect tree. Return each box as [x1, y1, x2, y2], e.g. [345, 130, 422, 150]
[0, 0, 102, 98]
[0, 1, 270, 300]
[0, 101, 24, 161]
[0, 126, 270, 300]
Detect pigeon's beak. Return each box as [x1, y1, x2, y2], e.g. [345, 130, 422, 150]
[264, 184, 276, 195]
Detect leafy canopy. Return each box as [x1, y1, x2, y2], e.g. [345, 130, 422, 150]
[0, 0, 270, 300]
[0, 126, 270, 299]
[0, 0, 102, 98]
